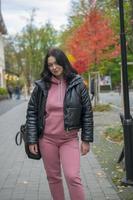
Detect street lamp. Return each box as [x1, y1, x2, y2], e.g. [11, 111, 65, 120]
[118, 0, 133, 185]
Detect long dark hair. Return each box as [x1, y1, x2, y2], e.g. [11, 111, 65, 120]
[40, 48, 78, 83]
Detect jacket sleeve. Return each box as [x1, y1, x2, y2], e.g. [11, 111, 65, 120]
[80, 82, 94, 143]
[26, 86, 39, 144]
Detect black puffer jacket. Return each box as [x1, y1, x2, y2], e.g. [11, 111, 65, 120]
[26, 75, 93, 144]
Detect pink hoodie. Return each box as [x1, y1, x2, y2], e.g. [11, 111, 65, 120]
[44, 76, 78, 137]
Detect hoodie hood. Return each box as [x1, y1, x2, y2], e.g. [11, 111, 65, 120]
[51, 76, 64, 85]
[35, 74, 83, 92]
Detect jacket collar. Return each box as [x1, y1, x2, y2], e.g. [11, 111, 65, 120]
[67, 75, 83, 90]
[35, 79, 48, 92]
[35, 74, 83, 92]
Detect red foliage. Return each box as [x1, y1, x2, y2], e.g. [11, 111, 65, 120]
[67, 9, 120, 73]
[73, 60, 88, 74]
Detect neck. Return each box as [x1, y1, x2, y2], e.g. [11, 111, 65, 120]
[53, 75, 63, 80]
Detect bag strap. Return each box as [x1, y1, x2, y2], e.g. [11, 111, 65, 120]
[15, 131, 23, 146]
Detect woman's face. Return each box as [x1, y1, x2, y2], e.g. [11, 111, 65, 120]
[48, 56, 64, 78]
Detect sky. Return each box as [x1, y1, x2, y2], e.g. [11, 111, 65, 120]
[1, 0, 72, 34]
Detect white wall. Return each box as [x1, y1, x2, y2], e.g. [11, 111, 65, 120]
[0, 33, 6, 87]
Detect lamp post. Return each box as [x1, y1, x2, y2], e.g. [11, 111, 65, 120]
[118, 0, 133, 185]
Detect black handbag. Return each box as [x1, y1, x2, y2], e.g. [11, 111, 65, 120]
[15, 124, 41, 160]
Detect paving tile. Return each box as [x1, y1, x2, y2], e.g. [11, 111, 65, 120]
[0, 101, 121, 200]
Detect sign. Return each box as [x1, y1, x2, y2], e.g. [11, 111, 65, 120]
[100, 76, 111, 86]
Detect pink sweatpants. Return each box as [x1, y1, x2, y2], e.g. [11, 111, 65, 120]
[39, 135, 85, 200]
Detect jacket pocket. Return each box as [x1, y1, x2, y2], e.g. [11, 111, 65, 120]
[68, 107, 81, 127]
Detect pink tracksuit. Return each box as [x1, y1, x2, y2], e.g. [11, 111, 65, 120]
[39, 76, 85, 200]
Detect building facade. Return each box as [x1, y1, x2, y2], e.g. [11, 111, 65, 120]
[0, 0, 7, 87]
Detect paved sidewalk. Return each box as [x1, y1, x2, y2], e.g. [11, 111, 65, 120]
[0, 98, 24, 115]
[0, 102, 121, 200]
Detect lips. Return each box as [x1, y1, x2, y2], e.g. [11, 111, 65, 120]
[53, 70, 59, 73]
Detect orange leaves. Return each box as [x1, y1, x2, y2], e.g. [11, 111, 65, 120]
[66, 9, 120, 73]
[73, 60, 88, 74]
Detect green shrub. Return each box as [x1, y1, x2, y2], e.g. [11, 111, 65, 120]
[0, 88, 8, 95]
[104, 125, 123, 142]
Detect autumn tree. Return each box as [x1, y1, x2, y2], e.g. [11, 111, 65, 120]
[96, 0, 133, 54]
[66, 8, 120, 74]
[5, 9, 57, 92]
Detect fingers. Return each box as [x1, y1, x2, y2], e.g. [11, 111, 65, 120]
[34, 144, 38, 153]
[29, 144, 38, 155]
[81, 142, 90, 156]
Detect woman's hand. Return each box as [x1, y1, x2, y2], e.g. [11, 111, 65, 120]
[29, 144, 38, 155]
[81, 141, 90, 156]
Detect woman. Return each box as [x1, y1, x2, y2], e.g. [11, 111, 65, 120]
[26, 48, 93, 200]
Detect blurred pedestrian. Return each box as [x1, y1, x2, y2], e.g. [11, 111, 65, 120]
[7, 85, 13, 99]
[26, 48, 93, 200]
[14, 86, 21, 100]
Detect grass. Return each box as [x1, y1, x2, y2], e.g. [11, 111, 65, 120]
[93, 103, 112, 112]
[104, 124, 123, 143]
[92, 124, 133, 200]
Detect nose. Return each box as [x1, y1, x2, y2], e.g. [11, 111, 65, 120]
[52, 64, 57, 69]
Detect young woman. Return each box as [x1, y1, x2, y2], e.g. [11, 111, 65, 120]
[26, 48, 93, 200]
